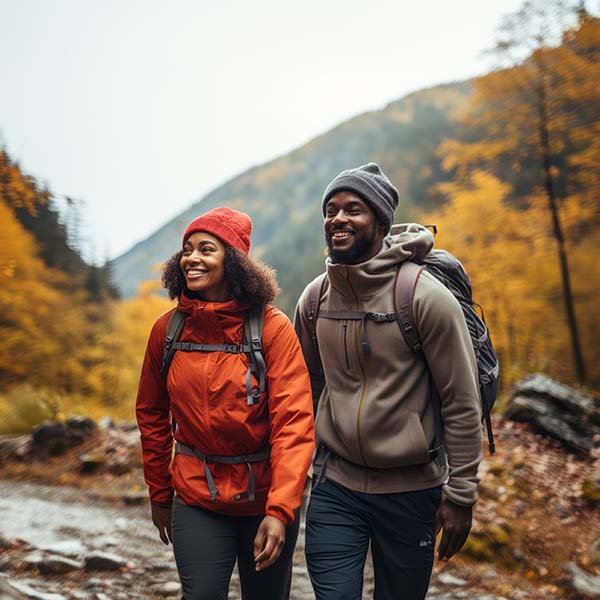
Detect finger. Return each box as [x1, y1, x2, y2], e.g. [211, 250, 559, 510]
[166, 520, 174, 544]
[255, 535, 278, 569]
[437, 528, 450, 561]
[452, 529, 470, 558]
[158, 526, 169, 546]
[441, 529, 461, 561]
[435, 510, 442, 537]
[253, 527, 267, 559]
[254, 536, 275, 566]
[256, 537, 284, 571]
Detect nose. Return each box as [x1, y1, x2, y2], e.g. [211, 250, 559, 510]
[330, 209, 348, 225]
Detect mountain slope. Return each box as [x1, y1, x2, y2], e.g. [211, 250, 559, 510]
[112, 81, 472, 314]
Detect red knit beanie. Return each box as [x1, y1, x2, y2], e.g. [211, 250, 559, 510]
[182, 207, 252, 255]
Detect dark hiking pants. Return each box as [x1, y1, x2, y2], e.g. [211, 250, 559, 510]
[305, 478, 442, 600]
[171, 496, 299, 600]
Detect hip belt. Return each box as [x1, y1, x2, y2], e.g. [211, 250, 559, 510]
[175, 442, 270, 503]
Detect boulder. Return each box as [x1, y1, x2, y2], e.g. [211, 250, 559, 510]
[505, 374, 600, 455]
[31, 422, 66, 447]
[84, 552, 127, 572]
[79, 454, 106, 475]
[37, 555, 82, 575]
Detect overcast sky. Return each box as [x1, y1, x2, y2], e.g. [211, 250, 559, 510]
[1, 0, 529, 261]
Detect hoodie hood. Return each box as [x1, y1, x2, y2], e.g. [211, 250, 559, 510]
[326, 223, 434, 299]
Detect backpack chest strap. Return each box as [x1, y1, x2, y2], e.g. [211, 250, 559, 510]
[170, 341, 250, 354]
[318, 310, 398, 356]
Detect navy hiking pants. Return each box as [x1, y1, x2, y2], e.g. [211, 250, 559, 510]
[172, 496, 299, 600]
[305, 478, 441, 600]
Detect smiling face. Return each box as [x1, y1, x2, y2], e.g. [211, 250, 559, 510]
[324, 191, 385, 264]
[179, 232, 230, 301]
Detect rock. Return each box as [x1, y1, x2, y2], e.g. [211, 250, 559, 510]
[31, 421, 67, 447]
[565, 562, 600, 597]
[66, 416, 96, 435]
[588, 537, 600, 567]
[37, 554, 83, 575]
[107, 459, 132, 476]
[0, 434, 33, 459]
[21, 552, 45, 570]
[40, 540, 85, 557]
[582, 469, 600, 506]
[5, 581, 66, 600]
[84, 552, 127, 572]
[122, 492, 146, 505]
[79, 454, 106, 474]
[0, 534, 14, 550]
[505, 374, 600, 455]
[0, 581, 28, 599]
[150, 582, 181, 597]
[437, 572, 468, 586]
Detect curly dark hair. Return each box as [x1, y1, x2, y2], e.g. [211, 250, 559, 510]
[162, 246, 280, 309]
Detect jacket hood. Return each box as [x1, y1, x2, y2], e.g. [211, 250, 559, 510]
[326, 223, 434, 298]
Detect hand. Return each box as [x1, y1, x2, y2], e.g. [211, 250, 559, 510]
[435, 498, 472, 562]
[151, 502, 173, 545]
[253, 515, 286, 571]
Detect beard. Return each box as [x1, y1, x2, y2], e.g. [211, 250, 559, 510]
[326, 221, 379, 264]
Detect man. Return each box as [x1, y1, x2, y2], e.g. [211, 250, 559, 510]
[294, 163, 482, 600]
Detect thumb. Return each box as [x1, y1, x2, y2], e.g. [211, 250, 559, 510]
[435, 507, 442, 537]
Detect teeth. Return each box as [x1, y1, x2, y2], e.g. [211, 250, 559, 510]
[187, 269, 207, 275]
[332, 232, 352, 238]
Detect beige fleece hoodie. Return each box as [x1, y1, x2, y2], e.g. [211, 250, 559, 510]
[294, 223, 482, 507]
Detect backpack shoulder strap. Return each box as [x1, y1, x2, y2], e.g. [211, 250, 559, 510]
[243, 307, 266, 406]
[395, 261, 445, 462]
[307, 273, 329, 360]
[161, 309, 187, 379]
[394, 261, 426, 354]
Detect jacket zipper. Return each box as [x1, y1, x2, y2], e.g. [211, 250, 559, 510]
[342, 323, 350, 369]
[347, 276, 368, 466]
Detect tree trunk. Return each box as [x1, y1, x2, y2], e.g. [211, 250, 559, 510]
[536, 76, 587, 383]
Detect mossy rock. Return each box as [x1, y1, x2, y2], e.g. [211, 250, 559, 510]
[488, 462, 506, 476]
[582, 471, 600, 506]
[47, 437, 69, 456]
[463, 522, 516, 567]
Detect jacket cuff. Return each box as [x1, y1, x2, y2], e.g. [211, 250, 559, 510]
[442, 482, 477, 507]
[150, 488, 174, 506]
[266, 506, 293, 527]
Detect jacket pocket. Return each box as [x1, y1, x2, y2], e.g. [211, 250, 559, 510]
[365, 411, 432, 469]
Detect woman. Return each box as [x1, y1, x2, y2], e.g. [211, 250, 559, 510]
[136, 207, 314, 599]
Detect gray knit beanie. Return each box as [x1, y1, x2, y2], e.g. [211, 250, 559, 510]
[321, 162, 399, 232]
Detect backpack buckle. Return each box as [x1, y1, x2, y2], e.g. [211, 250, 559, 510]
[224, 344, 240, 353]
[370, 312, 396, 323]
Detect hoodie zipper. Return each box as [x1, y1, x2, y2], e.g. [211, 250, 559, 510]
[346, 276, 368, 466]
[342, 323, 350, 369]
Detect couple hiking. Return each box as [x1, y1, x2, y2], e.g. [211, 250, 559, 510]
[136, 162, 489, 600]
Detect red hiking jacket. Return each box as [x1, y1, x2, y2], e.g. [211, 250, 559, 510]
[136, 293, 314, 525]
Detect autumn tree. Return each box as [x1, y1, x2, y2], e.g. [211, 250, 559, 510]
[440, 1, 600, 383]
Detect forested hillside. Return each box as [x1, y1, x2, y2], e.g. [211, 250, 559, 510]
[112, 82, 471, 308]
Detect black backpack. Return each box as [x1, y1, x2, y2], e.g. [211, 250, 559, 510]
[307, 246, 499, 455]
[160, 307, 267, 406]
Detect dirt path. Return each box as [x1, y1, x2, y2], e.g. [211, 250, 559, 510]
[0, 479, 555, 599]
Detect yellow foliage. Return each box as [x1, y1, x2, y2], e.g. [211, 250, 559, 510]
[421, 171, 600, 391]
